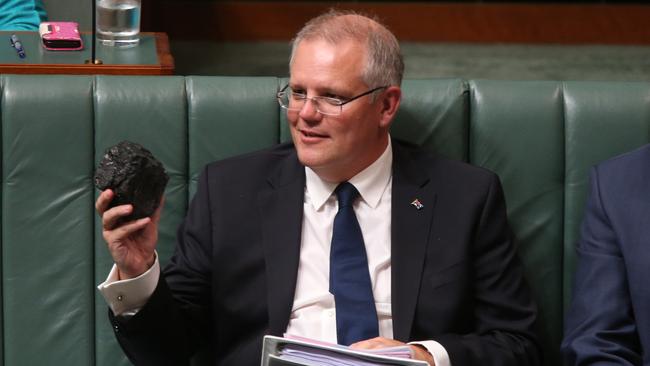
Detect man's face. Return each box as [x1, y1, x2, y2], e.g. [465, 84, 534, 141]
[287, 39, 393, 182]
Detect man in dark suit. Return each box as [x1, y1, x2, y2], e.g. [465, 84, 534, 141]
[563, 144, 650, 365]
[96, 10, 540, 366]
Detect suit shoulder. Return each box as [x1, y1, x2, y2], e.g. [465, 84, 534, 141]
[395, 141, 498, 184]
[596, 143, 650, 176]
[591, 143, 650, 196]
[203, 142, 295, 173]
[196, 143, 300, 192]
[435, 155, 497, 181]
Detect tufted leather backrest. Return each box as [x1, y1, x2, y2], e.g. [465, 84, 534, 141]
[1, 75, 648, 366]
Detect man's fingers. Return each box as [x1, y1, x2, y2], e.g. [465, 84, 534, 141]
[102, 204, 133, 230]
[350, 338, 434, 365]
[350, 337, 401, 350]
[150, 196, 165, 224]
[95, 189, 114, 216]
[105, 217, 151, 241]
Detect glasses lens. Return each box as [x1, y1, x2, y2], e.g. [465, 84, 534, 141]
[287, 92, 305, 110]
[277, 87, 342, 115]
[279, 90, 306, 111]
[314, 97, 342, 116]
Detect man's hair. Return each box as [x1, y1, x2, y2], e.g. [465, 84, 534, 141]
[290, 9, 404, 87]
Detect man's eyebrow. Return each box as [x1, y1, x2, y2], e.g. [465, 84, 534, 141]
[288, 84, 309, 93]
[319, 87, 350, 97]
[287, 84, 349, 97]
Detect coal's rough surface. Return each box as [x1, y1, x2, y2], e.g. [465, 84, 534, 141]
[94, 141, 169, 224]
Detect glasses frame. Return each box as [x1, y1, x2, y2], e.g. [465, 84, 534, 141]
[276, 84, 388, 116]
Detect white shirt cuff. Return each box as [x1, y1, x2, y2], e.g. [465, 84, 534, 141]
[97, 252, 160, 316]
[409, 340, 451, 366]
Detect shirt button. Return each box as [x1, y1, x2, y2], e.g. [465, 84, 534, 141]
[117, 294, 124, 301]
[113, 324, 120, 333]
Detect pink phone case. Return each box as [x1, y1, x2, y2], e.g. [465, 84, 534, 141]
[39, 22, 84, 51]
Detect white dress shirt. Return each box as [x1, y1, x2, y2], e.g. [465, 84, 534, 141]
[98, 139, 450, 365]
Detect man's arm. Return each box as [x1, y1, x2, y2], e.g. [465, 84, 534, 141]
[435, 173, 541, 365]
[359, 171, 540, 365]
[97, 168, 214, 365]
[561, 168, 641, 365]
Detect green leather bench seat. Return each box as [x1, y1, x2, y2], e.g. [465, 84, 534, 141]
[1, 75, 649, 366]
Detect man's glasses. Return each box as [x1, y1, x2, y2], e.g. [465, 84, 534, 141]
[276, 85, 387, 116]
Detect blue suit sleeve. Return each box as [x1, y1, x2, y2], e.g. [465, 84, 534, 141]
[562, 167, 641, 365]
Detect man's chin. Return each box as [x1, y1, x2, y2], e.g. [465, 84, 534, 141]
[296, 148, 329, 169]
[297, 154, 322, 169]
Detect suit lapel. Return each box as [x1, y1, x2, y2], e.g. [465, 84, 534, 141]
[391, 143, 437, 341]
[258, 150, 305, 336]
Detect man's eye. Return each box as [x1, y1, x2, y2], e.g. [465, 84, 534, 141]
[318, 97, 341, 107]
[324, 93, 344, 100]
[321, 97, 342, 106]
[290, 92, 306, 100]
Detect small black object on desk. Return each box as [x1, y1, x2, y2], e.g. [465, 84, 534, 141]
[10, 34, 26, 58]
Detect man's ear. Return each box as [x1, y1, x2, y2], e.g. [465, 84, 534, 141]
[378, 86, 401, 129]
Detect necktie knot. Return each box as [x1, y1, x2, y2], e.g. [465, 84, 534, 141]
[335, 182, 359, 208]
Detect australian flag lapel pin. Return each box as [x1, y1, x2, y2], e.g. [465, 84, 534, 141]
[411, 198, 424, 210]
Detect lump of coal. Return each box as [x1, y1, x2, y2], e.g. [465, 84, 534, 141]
[94, 141, 169, 223]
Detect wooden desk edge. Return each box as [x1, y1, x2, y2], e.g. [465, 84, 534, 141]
[0, 64, 173, 75]
[154, 32, 175, 75]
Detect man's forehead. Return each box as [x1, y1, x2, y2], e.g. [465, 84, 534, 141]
[288, 71, 366, 94]
[295, 36, 366, 52]
[289, 39, 367, 87]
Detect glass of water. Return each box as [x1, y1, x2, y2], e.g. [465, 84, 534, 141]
[96, 0, 141, 47]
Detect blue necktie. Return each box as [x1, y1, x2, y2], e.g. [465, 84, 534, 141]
[329, 182, 379, 345]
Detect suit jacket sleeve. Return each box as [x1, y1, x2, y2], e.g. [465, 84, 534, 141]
[561, 167, 641, 365]
[109, 166, 215, 366]
[432, 172, 541, 365]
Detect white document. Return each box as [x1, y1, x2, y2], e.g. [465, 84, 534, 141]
[261, 335, 429, 366]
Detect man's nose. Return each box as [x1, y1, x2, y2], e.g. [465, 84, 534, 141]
[298, 99, 322, 121]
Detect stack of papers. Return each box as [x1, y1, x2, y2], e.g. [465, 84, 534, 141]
[261, 335, 428, 366]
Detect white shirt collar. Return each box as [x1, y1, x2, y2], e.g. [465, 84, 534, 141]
[305, 139, 393, 210]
